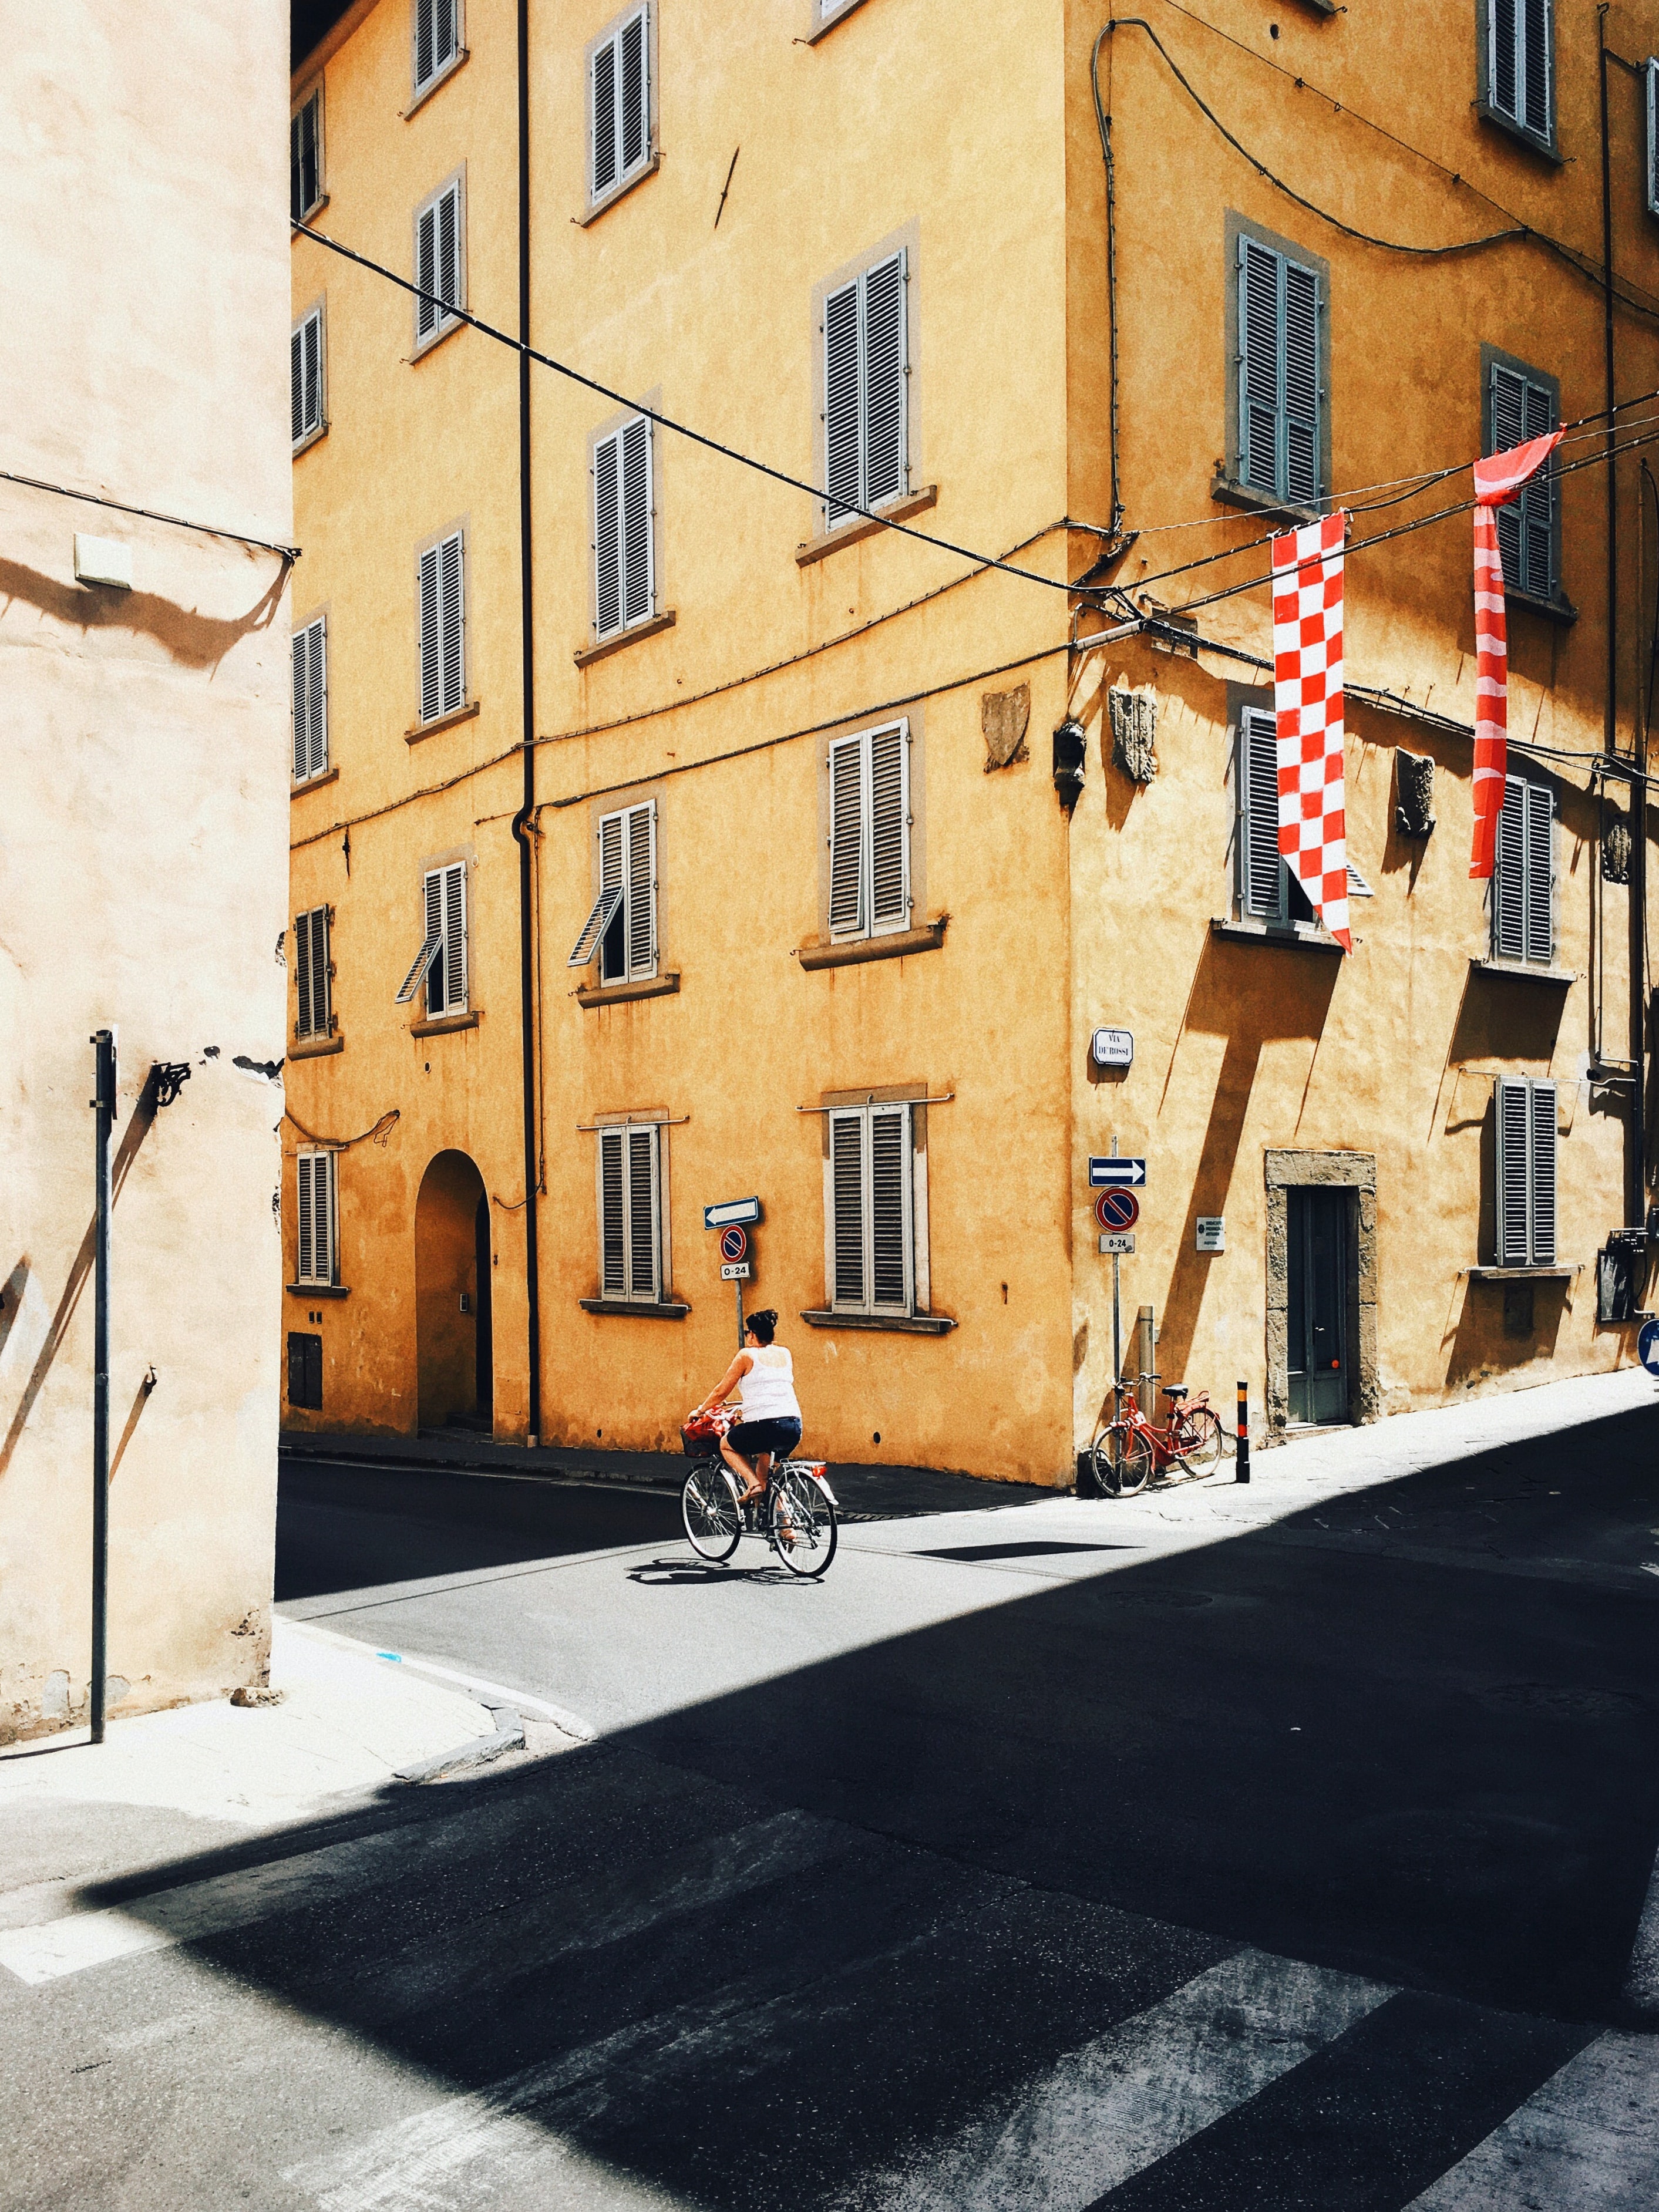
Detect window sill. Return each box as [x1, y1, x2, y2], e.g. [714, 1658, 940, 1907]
[805, 0, 871, 42]
[574, 610, 677, 669]
[410, 315, 466, 366]
[406, 699, 480, 743]
[1210, 476, 1321, 527]
[796, 486, 939, 567]
[410, 1009, 479, 1038]
[1475, 103, 1564, 167]
[290, 1033, 344, 1059]
[1470, 957, 1576, 987]
[576, 971, 680, 1008]
[292, 193, 331, 228]
[1210, 917, 1345, 956]
[1466, 1265, 1581, 1281]
[578, 1298, 689, 1319]
[291, 766, 339, 794]
[799, 1308, 958, 1335]
[292, 422, 329, 461]
[1506, 586, 1578, 625]
[795, 918, 948, 971]
[402, 49, 469, 120]
[578, 151, 662, 227]
[287, 1282, 349, 1298]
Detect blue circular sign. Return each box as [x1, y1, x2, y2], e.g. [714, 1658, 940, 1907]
[719, 1224, 748, 1262]
[1639, 1317, 1659, 1378]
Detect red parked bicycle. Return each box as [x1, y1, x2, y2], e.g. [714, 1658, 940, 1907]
[1089, 1371, 1224, 1497]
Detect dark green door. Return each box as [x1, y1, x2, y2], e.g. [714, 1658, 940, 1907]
[1287, 1188, 1349, 1425]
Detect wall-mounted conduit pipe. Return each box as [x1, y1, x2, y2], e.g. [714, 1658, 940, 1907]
[513, 0, 543, 1446]
[1090, 26, 1125, 542]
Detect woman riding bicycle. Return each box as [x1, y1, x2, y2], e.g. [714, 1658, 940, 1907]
[689, 1309, 802, 1506]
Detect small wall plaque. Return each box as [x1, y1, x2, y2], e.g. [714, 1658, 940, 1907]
[1196, 1217, 1225, 1254]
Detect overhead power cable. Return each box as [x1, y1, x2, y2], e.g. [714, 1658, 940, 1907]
[0, 464, 298, 561]
[292, 219, 1098, 605]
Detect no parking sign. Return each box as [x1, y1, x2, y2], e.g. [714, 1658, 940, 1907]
[719, 1225, 748, 1263]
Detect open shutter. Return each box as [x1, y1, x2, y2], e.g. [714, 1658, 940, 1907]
[1239, 240, 1281, 497]
[830, 1112, 864, 1308]
[869, 1106, 911, 1311]
[1282, 261, 1321, 506]
[869, 723, 908, 931]
[621, 415, 653, 629]
[568, 885, 622, 966]
[627, 1126, 658, 1299]
[1496, 1076, 1531, 1265]
[1529, 1081, 1557, 1264]
[598, 810, 627, 981]
[1493, 774, 1527, 959]
[1523, 782, 1553, 965]
[422, 868, 446, 1015]
[594, 431, 622, 637]
[303, 313, 321, 439]
[1241, 709, 1284, 919]
[600, 1129, 626, 1294]
[416, 200, 439, 340]
[295, 910, 316, 1039]
[863, 252, 906, 509]
[591, 33, 617, 197]
[439, 532, 463, 713]
[291, 324, 303, 443]
[442, 861, 466, 1011]
[626, 802, 655, 977]
[828, 735, 865, 935]
[419, 546, 442, 722]
[823, 280, 861, 527]
[620, 9, 648, 175]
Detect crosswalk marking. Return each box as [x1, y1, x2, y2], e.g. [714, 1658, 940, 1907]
[1404, 2032, 1659, 2209]
[831, 1949, 1392, 2211]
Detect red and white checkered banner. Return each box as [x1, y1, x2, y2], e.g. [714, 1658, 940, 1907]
[1273, 512, 1350, 951]
[1469, 432, 1563, 880]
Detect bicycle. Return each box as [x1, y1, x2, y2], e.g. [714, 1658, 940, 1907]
[678, 1404, 839, 1578]
[1089, 1372, 1224, 1498]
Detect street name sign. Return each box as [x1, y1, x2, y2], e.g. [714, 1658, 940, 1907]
[704, 1197, 762, 1230]
[1099, 1232, 1136, 1255]
[1091, 1028, 1135, 1069]
[1089, 1157, 1146, 1187]
[721, 1262, 752, 1281]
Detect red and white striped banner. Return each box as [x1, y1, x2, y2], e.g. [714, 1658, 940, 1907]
[1273, 512, 1350, 951]
[1470, 432, 1562, 880]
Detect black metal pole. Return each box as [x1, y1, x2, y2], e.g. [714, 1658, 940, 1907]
[1235, 1379, 1250, 1484]
[512, 0, 543, 1447]
[90, 1029, 116, 1743]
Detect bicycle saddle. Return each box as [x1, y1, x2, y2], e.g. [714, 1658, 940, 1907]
[1162, 1384, 1189, 1402]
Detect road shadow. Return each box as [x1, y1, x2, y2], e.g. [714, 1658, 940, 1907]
[110, 1406, 1658, 2207]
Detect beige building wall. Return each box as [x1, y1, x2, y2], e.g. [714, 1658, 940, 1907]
[0, 2, 292, 1741]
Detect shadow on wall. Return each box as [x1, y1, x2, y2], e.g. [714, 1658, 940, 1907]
[1444, 1272, 1572, 1391]
[0, 551, 288, 673]
[1156, 936, 1340, 1396]
[415, 1150, 491, 1432]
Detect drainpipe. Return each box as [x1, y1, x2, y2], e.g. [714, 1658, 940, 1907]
[512, 0, 543, 1444]
[1090, 26, 1125, 540]
[90, 1028, 116, 1744]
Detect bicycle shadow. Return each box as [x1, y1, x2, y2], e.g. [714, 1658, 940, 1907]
[626, 1554, 811, 1590]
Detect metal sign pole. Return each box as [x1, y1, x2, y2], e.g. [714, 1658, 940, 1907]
[734, 1274, 745, 1351]
[1109, 1132, 1122, 1408]
[90, 1029, 116, 1746]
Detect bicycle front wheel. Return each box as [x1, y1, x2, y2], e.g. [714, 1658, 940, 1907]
[682, 1460, 742, 1561]
[769, 1464, 837, 1578]
[1177, 1406, 1223, 1475]
[1094, 1422, 1152, 1497]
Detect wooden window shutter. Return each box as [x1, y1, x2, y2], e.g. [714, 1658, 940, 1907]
[439, 531, 463, 713]
[1647, 60, 1659, 218]
[295, 910, 315, 1039]
[869, 723, 909, 931]
[829, 1112, 864, 1307]
[297, 1152, 315, 1284]
[626, 802, 656, 977]
[1523, 781, 1553, 965]
[1491, 365, 1555, 600]
[823, 280, 861, 528]
[291, 310, 323, 445]
[1239, 239, 1281, 497]
[436, 183, 460, 327]
[416, 200, 439, 341]
[862, 253, 906, 510]
[291, 95, 319, 224]
[1493, 774, 1527, 959]
[292, 625, 309, 780]
[627, 1126, 659, 1299]
[440, 860, 467, 1011]
[590, 9, 649, 205]
[621, 415, 653, 629]
[1490, 0, 1553, 140]
[295, 906, 331, 1039]
[620, 9, 648, 175]
[594, 430, 622, 637]
[1240, 709, 1284, 920]
[597, 810, 627, 981]
[591, 32, 618, 199]
[422, 868, 446, 1014]
[1522, 0, 1552, 139]
[1281, 261, 1321, 506]
[1529, 1080, 1557, 1263]
[599, 1129, 627, 1294]
[298, 1152, 335, 1285]
[415, 0, 457, 95]
[828, 735, 866, 936]
[292, 617, 327, 780]
[419, 546, 442, 721]
[1495, 1078, 1530, 1265]
[869, 1106, 911, 1309]
[291, 324, 305, 446]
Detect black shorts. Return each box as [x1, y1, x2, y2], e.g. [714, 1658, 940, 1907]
[727, 1418, 802, 1459]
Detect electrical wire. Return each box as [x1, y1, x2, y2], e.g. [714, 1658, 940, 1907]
[0, 464, 298, 561]
[282, 1106, 399, 1150]
[292, 218, 1101, 606]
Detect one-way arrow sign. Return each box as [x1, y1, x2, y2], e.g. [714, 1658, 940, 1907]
[1089, 1156, 1146, 1187]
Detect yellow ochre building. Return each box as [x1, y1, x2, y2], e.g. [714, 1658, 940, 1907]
[284, 0, 1658, 1482]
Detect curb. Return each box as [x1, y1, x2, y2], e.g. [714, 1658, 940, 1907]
[393, 1703, 525, 1785]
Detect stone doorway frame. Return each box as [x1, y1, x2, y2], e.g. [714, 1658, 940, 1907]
[1264, 1150, 1378, 1439]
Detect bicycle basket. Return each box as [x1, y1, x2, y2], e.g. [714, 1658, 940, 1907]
[680, 1404, 738, 1455]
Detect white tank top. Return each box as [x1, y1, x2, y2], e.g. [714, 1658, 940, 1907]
[739, 1345, 801, 1422]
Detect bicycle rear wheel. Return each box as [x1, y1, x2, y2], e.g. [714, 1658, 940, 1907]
[769, 1464, 837, 1578]
[1093, 1422, 1152, 1498]
[682, 1460, 741, 1561]
[1177, 1406, 1223, 1474]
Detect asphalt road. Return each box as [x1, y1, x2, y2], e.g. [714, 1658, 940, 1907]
[4, 1399, 1657, 2208]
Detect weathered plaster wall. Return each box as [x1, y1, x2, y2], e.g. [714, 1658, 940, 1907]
[0, 3, 291, 1740]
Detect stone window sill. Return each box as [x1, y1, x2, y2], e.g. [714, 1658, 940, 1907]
[806, 0, 871, 40]
[1475, 104, 1564, 167]
[410, 315, 466, 367]
[1506, 586, 1578, 626]
[579, 152, 662, 227]
[796, 486, 938, 567]
[410, 1009, 479, 1038]
[795, 919, 947, 971]
[292, 193, 331, 228]
[1470, 957, 1575, 987]
[799, 1308, 957, 1335]
[290, 1033, 344, 1059]
[1466, 1265, 1581, 1281]
[1210, 476, 1321, 527]
[1210, 917, 1345, 956]
[287, 1282, 349, 1298]
[576, 971, 680, 1008]
[574, 610, 677, 668]
[578, 1298, 689, 1319]
[292, 422, 329, 461]
[406, 699, 480, 743]
[402, 49, 469, 120]
[292, 766, 339, 795]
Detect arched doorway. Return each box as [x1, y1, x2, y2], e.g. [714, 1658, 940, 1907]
[414, 1150, 493, 1432]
